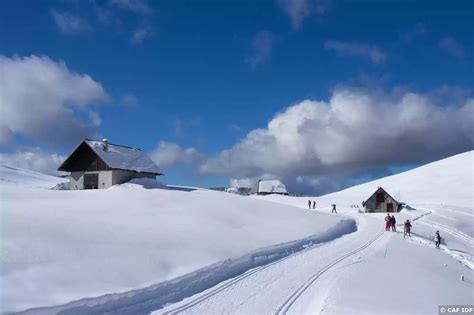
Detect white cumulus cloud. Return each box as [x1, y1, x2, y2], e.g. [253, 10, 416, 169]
[0, 149, 67, 176]
[150, 141, 202, 168]
[0, 55, 109, 146]
[200, 88, 474, 192]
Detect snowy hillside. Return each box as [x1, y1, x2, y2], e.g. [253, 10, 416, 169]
[164, 151, 472, 315]
[323, 150, 474, 208]
[256, 150, 473, 210]
[256, 150, 473, 255]
[1, 151, 473, 315]
[0, 174, 353, 313]
[0, 164, 67, 189]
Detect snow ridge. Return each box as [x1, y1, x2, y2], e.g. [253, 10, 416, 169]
[18, 220, 356, 315]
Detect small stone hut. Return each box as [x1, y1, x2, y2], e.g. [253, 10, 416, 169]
[363, 187, 401, 213]
[58, 139, 163, 190]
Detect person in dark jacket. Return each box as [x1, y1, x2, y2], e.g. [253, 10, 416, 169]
[435, 230, 442, 248]
[404, 220, 412, 237]
[391, 215, 397, 232]
[332, 204, 337, 213]
[312, 201, 316, 209]
[308, 200, 311, 209]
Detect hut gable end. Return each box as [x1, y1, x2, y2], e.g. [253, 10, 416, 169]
[58, 142, 106, 172]
[364, 187, 400, 213]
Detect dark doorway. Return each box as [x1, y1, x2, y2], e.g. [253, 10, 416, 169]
[387, 203, 394, 212]
[84, 173, 99, 189]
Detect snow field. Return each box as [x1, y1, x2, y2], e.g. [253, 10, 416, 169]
[1, 177, 353, 313]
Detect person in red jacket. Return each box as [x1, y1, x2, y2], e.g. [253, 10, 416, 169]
[385, 213, 391, 231]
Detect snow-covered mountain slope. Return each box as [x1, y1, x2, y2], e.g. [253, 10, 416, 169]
[149, 152, 473, 315]
[324, 150, 473, 208]
[0, 177, 352, 313]
[257, 150, 473, 210]
[2, 151, 473, 314]
[235, 151, 473, 315]
[153, 215, 472, 315]
[0, 164, 67, 189]
[257, 150, 474, 247]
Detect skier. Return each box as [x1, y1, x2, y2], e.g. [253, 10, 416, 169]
[435, 230, 441, 249]
[312, 200, 316, 209]
[331, 204, 337, 214]
[391, 215, 397, 232]
[308, 200, 311, 209]
[385, 213, 391, 231]
[404, 220, 412, 238]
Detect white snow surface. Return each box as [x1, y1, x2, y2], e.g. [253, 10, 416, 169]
[0, 173, 350, 313]
[1, 151, 473, 315]
[0, 164, 67, 189]
[231, 150, 473, 315]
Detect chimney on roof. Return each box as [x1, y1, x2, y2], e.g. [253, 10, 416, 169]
[102, 138, 109, 151]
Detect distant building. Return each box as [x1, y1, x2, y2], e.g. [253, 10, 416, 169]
[363, 187, 401, 213]
[257, 179, 288, 196]
[58, 139, 163, 190]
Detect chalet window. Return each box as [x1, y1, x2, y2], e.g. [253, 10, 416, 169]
[376, 192, 385, 202]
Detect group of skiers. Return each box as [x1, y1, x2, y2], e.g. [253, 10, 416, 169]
[384, 213, 442, 247]
[384, 214, 398, 232]
[306, 201, 337, 213]
[385, 213, 412, 237]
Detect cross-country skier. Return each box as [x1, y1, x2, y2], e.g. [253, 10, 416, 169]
[404, 220, 412, 237]
[391, 215, 397, 232]
[332, 204, 337, 213]
[435, 230, 441, 248]
[308, 200, 311, 209]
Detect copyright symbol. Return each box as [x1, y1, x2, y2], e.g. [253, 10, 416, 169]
[440, 307, 446, 313]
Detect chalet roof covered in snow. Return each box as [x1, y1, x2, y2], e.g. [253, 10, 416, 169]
[258, 180, 288, 194]
[58, 139, 162, 174]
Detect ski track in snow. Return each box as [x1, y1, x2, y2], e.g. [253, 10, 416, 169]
[160, 230, 385, 315]
[155, 215, 384, 315]
[15, 220, 356, 315]
[275, 230, 384, 315]
[156, 206, 473, 315]
[417, 219, 474, 247]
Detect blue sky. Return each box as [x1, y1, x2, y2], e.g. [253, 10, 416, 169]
[0, 0, 473, 194]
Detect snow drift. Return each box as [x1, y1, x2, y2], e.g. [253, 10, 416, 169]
[0, 164, 67, 189]
[0, 169, 352, 313]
